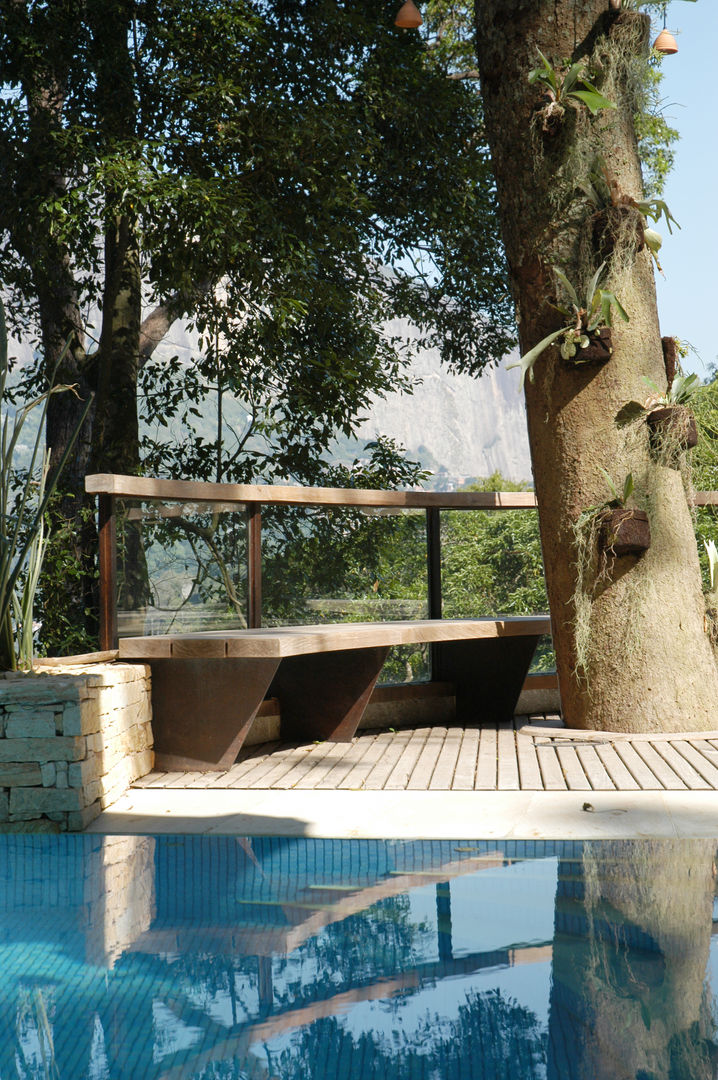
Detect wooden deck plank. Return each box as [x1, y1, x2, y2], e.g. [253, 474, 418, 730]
[359, 729, 415, 790]
[575, 745, 615, 790]
[406, 728, 449, 790]
[497, 725, 520, 790]
[384, 728, 435, 790]
[475, 725, 498, 790]
[515, 723, 544, 790]
[312, 734, 384, 791]
[338, 731, 398, 790]
[594, 744, 639, 790]
[663, 741, 717, 789]
[685, 740, 718, 783]
[131, 722, 718, 795]
[535, 744, 567, 790]
[612, 742, 664, 789]
[241, 743, 312, 789]
[629, 742, 686, 790]
[428, 728, 464, 790]
[266, 741, 343, 790]
[451, 727, 480, 790]
[555, 746, 591, 791]
[221, 745, 278, 788]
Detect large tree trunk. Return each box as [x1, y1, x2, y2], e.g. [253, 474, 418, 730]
[474, 1, 718, 731]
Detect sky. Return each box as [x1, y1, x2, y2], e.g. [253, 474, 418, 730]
[652, 1, 718, 375]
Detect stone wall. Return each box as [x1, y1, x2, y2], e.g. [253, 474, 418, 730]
[0, 662, 153, 832]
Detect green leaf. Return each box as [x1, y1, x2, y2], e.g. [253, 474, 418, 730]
[599, 467, 621, 505]
[568, 89, 616, 115]
[551, 266, 579, 308]
[507, 328, 567, 392]
[585, 261, 607, 310]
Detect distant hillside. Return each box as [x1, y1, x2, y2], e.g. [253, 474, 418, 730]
[349, 318, 531, 489]
[7, 317, 532, 488]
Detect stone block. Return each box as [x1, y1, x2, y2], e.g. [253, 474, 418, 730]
[61, 699, 101, 737]
[0, 737, 85, 763]
[0, 763, 43, 787]
[0, 678, 81, 704]
[66, 803, 101, 832]
[68, 756, 102, 790]
[0, 792, 8, 821]
[40, 763, 56, 787]
[0, 819, 62, 834]
[10, 787, 83, 816]
[5, 714, 56, 739]
[56, 762, 68, 788]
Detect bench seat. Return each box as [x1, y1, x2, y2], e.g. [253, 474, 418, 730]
[119, 617, 551, 771]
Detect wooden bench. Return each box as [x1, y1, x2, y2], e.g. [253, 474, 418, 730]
[119, 616, 551, 771]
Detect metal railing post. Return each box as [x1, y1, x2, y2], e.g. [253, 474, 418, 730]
[426, 506, 442, 620]
[98, 494, 118, 650]
[247, 503, 262, 628]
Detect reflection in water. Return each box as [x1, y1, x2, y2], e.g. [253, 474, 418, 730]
[0, 837, 716, 1078]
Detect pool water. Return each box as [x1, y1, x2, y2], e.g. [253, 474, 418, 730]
[0, 836, 716, 1078]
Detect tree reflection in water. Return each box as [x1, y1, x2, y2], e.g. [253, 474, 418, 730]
[548, 839, 718, 1080]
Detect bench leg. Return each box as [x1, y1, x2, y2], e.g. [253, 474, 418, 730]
[149, 658, 280, 771]
[433, 636, 540, 724]
[271, 646, 390, 742]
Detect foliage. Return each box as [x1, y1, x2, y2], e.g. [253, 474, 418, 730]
[599, 468, 635, 509]
[529, 50, 616, 116]
[0, 301, 91, 669]
[509, 263, 628, 391]
[643, 371, 702, 407]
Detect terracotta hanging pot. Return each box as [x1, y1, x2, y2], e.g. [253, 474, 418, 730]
[653, 28, 678, 54]
[600, 508, 651, 558]
[646, 405, 698, 451]
[395, 0, 422, 28]
[567, 327, 613, 367]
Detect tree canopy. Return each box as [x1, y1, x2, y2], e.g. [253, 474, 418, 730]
[1, 0, 516, 648]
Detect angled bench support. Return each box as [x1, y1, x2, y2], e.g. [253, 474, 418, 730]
[433, 635, 542, 724]
[270, 646, 390, 743]
[149, 657, 280, 771]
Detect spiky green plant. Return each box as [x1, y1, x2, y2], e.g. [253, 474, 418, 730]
[0, 299, 92, 670]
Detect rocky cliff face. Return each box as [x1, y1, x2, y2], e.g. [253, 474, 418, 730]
[354, 318, 532, 488]
[9, 316, 532, 487]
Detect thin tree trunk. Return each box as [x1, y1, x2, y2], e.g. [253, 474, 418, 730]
[474, 0, 718, 731]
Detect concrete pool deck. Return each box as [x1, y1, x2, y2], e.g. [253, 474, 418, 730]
[85, 786, 718, 840]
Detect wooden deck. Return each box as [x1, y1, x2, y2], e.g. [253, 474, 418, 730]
[134, 716, 718, 793]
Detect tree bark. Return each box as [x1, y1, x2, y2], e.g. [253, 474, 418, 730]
[474, 0, 718, 731]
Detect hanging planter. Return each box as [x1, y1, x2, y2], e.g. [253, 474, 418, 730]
[568, 326, 613, 367]
[646, 404, 698, 451]
[589, 204, 645, 263]
[600, 508, 651, 558]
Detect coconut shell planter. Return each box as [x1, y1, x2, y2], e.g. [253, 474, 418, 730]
[646, 405, 698, 452]
[566, 327, 613, 367]
[600, 508, 651, 558]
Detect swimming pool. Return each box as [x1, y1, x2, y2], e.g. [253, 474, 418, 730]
[0, 836, 716, 1078]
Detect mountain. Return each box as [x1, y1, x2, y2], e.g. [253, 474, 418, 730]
[351, 318, 532, 489]
[7, 317, 532, 488]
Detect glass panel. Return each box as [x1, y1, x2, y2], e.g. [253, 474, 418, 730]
[440, 507, 554, 672]
[262, 505, 429, 683]
[115, 498, 249, 636]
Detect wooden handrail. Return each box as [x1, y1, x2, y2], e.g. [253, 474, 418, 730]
[84, 473, 538, 510]
[85, 474, 718, 508]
